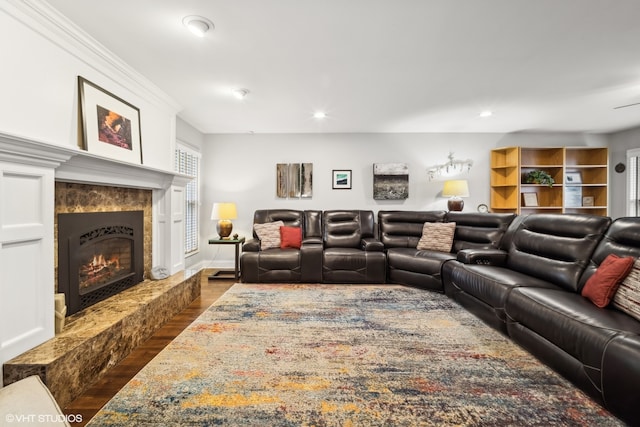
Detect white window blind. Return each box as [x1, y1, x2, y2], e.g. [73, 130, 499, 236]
[627, 148, 640, 216]
[175, 145, 200, 255]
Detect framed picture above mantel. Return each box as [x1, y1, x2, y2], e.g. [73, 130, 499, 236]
[78, 76, 143, 165]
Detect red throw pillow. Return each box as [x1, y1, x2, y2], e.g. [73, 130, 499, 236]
[280, 226, 302, 249]
[582, 254, 635, 308]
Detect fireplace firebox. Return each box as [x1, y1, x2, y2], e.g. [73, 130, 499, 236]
[58, 211, 144, 315]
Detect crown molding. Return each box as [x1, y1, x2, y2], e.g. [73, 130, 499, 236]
[2, 0, 182, 113]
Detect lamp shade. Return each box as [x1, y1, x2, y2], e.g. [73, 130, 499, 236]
[442, 180, 470, 198]
[211, 202, 237, 220]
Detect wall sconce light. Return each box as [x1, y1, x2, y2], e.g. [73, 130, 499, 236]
[211, 202, 237, 239]
[442, 180, 469, 211]
[427, 152, 473, 180]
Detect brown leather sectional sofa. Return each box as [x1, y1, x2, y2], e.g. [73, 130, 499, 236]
[241, 209, 386, 283]
[443, 214, 640, 425]
[240, 209, 640, 424]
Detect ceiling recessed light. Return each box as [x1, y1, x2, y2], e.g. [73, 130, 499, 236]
[313, 111, 327, 119]
[233, 89, 249, 99]
[182, 15, 214, 37]
[479, 110, 493, 118]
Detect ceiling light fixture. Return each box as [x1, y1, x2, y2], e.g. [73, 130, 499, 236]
[479, 110, 493, 118]
[233, 89, 249, 99]
[182, 15, 214, 37]
[313, 111, 327, 119]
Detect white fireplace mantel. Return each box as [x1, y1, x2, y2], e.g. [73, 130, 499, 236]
[0, 131, 192, 189]
[0, 131, 191, 373]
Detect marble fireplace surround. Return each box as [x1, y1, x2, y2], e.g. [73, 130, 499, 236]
[0, 132, 196, 406]
[55, 182, 154, 290]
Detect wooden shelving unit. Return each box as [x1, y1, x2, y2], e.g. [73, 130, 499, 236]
[489, 146, 608, 216]
[564, 147, 608, 216]
[490, 147, 519, 213]
[520, 147, 564, 215]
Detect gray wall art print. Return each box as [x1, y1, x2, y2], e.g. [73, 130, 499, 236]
[277, 163, 313, 199]
[373, 163, 409, 200]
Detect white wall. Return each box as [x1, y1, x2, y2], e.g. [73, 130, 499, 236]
[176, 118, 205, 271]
[0, 2, 179, 170]
[0, 2, 183, 369]
[176, 117, 204, 151]
[608, 126, 640, 218]
[199, 131, 605, 267]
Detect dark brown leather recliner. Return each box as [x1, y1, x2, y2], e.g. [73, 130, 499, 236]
[504, 216, 640, 423]
[241, 209, 323, 282]
[322, 210, 386, 283]
[380, 210, 516, 291]
[443, 213, 611, 333]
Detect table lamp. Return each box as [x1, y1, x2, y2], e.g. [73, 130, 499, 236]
[211, 202, 237, 239]
[442, 180, 469, 211]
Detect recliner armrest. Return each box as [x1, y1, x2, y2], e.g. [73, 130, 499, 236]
[242, 239, 261, 252]
[361, 238, 384, 251]
[302, 237, 323, 246]
[456, 248, 507, 266]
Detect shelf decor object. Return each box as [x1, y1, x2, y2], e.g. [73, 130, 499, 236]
[522, 193, 539, 207]
[583, 196, 595, 207]
[565, 186, 583, 208]
[524, 170, 555, 187]
[565, 172, 582, 184]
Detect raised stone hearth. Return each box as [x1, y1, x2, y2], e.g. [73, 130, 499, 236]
[0, 133, 193, 379]
[2, 270, 201, 408]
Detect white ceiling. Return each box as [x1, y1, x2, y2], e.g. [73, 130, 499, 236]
[47, 0, 640, 135]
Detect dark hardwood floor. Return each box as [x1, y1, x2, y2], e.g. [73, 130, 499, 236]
[63, 270, 235, 426]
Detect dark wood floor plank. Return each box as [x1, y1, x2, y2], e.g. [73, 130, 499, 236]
[62, 271, 235, 426]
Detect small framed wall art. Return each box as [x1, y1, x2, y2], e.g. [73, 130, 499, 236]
[78, 76, 143, 165]
[332, 170, 352, 189]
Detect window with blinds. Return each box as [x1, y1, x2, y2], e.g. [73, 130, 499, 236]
[175, 145, 200, 255]
[627, 148, 640, 216]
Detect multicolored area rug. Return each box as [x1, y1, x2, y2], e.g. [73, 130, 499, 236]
[88, 284, 622, 426]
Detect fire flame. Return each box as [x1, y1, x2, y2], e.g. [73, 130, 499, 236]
[85, 254, 121, 274]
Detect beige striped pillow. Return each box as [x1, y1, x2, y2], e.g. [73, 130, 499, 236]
[254, 221, 285, 250]
[612, 258, 640, 321]
[416, 222, 456, 253]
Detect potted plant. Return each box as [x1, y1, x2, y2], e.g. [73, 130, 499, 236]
[524, 170, 555, 187]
